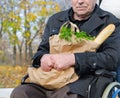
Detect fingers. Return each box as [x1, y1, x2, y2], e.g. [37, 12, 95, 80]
[40, 54, 53, 72]
[53, 64, 63, 71]
[40, 54, 74, 71]
[50, 54, 66, 71]
[51, 54, 75, 71]
[41, 61, 53, 72]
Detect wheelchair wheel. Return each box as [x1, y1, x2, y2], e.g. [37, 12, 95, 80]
[102, 82, 120, 98]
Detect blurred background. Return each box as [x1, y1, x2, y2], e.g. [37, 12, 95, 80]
[0, 0, 71, 66]
[0, 0, 70, 88]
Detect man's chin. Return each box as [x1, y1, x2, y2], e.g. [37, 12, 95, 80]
[76, 12, 87, 17]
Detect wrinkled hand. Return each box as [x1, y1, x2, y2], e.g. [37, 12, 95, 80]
[40, 54, 75, 71]
[40, 54, 54, 72]
[51, 54, 75, 71]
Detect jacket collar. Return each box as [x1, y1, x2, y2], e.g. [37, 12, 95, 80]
[80, 11, 104, 34]
[80, 5, 110, 34]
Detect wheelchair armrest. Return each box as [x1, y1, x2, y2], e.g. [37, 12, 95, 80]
[21, 74, 29, 84]
[95, 69, 116, 79]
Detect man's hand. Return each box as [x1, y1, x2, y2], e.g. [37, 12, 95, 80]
[51, 54, 75, 71]
[40, 54, 75, 71]
[40, 54, 54, 72]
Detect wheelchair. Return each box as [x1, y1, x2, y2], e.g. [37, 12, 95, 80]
[21, 66, 120, 98]
[101, 66, 120, 98]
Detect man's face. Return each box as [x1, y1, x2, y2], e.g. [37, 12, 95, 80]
[71, 0, 96, 17]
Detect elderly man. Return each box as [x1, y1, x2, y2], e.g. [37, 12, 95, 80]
[10, 0, 120, 98]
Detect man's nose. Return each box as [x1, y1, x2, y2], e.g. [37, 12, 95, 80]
[77, 0, 84, 4]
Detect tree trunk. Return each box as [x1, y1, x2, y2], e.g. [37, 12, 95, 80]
[28, 42, 33, 64]
[0, 19, 3, 39]
[0, 25, 2, 39]
[13, 45, 16, 66]
[18, 46, 23, 65]
[25, 40, 28, 63]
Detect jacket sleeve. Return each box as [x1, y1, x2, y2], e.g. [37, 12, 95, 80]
[74, 24, 120, 76]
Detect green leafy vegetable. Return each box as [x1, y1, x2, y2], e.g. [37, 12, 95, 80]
[59, 26, 95, 41]
[59, 27, 73, 41]
[75, 31, 95, 41]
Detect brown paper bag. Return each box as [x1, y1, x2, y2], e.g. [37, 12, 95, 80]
[28, 22, 115, 90]
[28, 67, 78, 89]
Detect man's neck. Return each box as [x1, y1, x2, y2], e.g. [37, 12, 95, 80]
[73, 14, 91, 21]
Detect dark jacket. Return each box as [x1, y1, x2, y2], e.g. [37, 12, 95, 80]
[32, 5, 120, 98]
